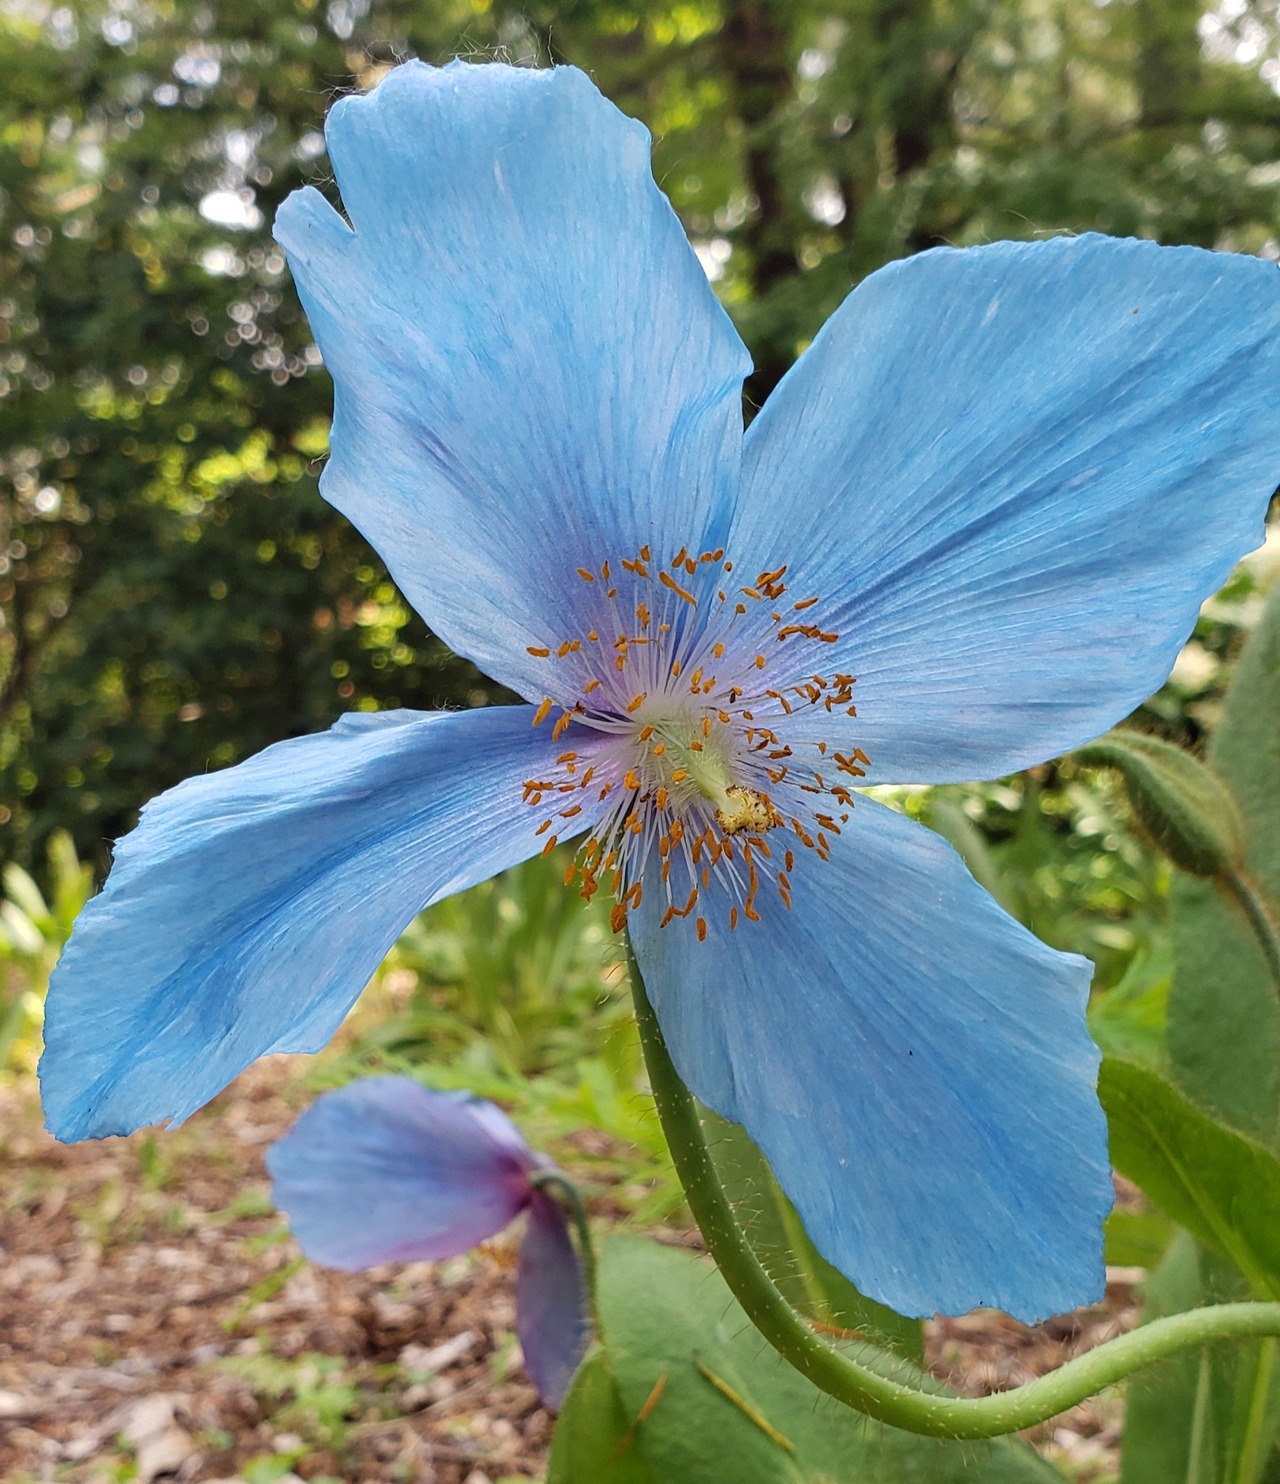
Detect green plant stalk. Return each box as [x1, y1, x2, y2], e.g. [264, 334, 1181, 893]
[1223, 869, 1280, 1002]
[626, 939, 1280, 1440]
[529, 1169, 599, 1323]
[1189, 1350, 1213, 1484]
[1233, 1337, 1278, 1484]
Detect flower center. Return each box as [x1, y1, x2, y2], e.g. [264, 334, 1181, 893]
[521, 544, 869, 939]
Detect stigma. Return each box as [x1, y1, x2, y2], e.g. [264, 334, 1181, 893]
[521, 544, 868, 938]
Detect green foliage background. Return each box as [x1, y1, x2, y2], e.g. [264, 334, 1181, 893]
[3, 0, 1280, 874]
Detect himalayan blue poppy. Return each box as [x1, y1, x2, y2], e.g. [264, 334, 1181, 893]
[41, 60, 1280, 1321]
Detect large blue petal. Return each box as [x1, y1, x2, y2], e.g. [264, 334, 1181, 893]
[516, 1188, 591, 1410]
[276, 61, 750, 701]
[732, 235, 1280, 783]
[267, 1077, 534, 1267]
[40, 706, 609, 1141]
[630, 796, 1112, 1320]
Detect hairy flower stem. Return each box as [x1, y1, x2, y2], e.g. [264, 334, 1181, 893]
[528, 1169, 598, 1323]
[1224, 868, 1280, 1004]
[626, 936, 1280, 1439]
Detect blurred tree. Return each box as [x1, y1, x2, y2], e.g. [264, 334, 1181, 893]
[2, 0, 1279, 876]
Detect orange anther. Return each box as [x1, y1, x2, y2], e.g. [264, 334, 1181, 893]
[659, 570, 697, 605]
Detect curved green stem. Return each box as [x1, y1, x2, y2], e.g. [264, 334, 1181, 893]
[529, 1169, 598, 1322]
[1224, 869, 1280, 1001]
[626, 940, 1280, 1439]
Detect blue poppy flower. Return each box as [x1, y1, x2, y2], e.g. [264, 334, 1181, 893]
[266, 1075, 589, 1410]
[39, 59, 1280, 1322]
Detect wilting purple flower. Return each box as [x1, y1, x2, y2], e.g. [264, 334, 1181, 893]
[40, 59, 1280, 1322]
[266, 1075, 589, 1410]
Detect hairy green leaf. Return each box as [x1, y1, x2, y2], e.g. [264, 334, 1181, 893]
[1168, 585, 1280, 1143]
[598, 1235, 1060, 1483]
[1100, 1058, 1280, 1297]
[547, 1346, 657, 1484]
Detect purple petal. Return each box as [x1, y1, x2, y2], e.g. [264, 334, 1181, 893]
[516, 1188, 590, 1409]
[267, 1076, 535, 1268]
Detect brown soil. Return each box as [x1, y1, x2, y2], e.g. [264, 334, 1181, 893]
[0, 1061, 1137, 1483]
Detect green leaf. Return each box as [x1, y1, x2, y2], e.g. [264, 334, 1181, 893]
[1104, 1208, 1175, 1270]
[1087, 943, 1171, 1066]
[598, 1235, 1061, 1483]
[701, 1107, 923, 1361]
[1099, 1058, 1280, 1297]
[1168, 584, 1280, 1143]
[1, 864, 50, 932]
[547, 1346, 657, 1484]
